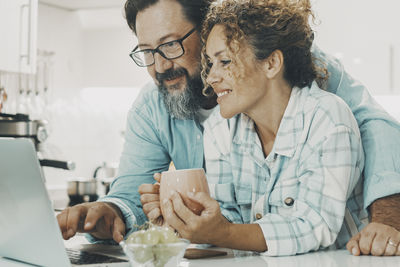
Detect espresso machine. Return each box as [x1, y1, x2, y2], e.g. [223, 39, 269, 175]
[0, 112, 75, 171]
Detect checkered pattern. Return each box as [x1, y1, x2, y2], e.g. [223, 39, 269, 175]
[203, 83, 368, 256]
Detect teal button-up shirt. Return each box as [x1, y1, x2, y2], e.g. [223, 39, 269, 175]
[94, 47, 400, 242]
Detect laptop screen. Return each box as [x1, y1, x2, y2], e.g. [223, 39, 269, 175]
[0, 138, 74, 267]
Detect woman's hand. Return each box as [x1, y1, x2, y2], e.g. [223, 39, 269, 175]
[346, 222, 400, 256]
[162, 190, 231, 245]
[138, 173, 163, 225]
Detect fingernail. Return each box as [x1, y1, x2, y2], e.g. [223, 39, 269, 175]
[187, 192, 194, 197]
[85, 222, 92, 229]
[352, 247, 358, 255]
[162, 198, 168, 204]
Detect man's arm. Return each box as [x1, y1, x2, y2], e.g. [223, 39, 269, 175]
[85, 87, 172, 243]
[59, 86, 172, 244]
[312, 46, 400, 213]
[370, 193, 400, 230]
[313, 46, 400, 256]
[98, 103, 170, 231]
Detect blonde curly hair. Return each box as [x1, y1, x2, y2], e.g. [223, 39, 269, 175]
[201, 0, 327, 96]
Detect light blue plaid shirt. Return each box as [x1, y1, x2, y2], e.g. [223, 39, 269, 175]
[204, 83, 368, 256]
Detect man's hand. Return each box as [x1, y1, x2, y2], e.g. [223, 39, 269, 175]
[162, 190, 230, 245]
[138, 173, 163, 225]
[346, 222, 400, 256]
[57, 202, 125, 243]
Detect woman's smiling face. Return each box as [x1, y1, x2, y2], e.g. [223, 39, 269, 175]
[205, 25, 270, 119]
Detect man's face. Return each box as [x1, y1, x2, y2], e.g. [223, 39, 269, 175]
[135, 0, 204, 119]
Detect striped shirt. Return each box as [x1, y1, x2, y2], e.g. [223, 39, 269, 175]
[203, 82, 368, 256]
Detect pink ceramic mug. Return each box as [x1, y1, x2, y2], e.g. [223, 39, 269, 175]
[160, 168, 210, 216]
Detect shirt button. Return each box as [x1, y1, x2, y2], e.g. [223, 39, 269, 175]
[284, 197, 295, 206]
[255, 213, 262, 220]
[197, 135, 201, 140]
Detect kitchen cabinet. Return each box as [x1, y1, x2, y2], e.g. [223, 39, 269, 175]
[0, 0, 37, 74]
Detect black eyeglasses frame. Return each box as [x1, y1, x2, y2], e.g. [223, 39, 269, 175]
[129, 27, 197, 67]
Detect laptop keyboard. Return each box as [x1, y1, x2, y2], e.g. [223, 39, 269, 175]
[66, 248, 128, 265]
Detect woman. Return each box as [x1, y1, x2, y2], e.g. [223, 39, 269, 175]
[162, 0, 366, 256]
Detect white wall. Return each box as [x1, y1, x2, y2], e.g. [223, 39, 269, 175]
[82, 27, 150, 88]
[37, 3, 84, 97]
[36, 3, 151, 191]
[312, 0, 400, 94]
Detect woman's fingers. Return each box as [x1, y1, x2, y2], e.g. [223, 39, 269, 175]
[147, 207, 163, 224]
[138, 183, 160, 195]
[139, 183, 161, 220]
[162, 197, 186, 231]
[170, 191, 197, 221]
[187, 191, 219, 213]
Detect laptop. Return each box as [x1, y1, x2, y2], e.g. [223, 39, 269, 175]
[0, 138, 129, 267]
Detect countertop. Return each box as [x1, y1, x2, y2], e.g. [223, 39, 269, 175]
[1, 234, 399, 267]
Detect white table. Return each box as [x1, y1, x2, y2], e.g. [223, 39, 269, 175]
[1, 234, 399, 267]
[182, 249, 400, 267]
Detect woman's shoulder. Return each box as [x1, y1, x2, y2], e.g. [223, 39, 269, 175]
[305, 82, 358, 128]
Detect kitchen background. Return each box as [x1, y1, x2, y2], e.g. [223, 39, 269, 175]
[1, 0, 400, 206]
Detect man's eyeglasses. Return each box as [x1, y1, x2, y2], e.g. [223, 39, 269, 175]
[129, 28, 196, 67]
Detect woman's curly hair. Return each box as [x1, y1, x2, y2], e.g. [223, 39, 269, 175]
[201, 0, 327, 96]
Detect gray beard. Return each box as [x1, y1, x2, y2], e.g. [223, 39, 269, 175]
[158, 75, 204, 120]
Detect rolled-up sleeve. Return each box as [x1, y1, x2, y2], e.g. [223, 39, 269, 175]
[359, 120, 400, 208]
[336, 72, 400, 209]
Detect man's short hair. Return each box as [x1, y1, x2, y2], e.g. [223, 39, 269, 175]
[124, 0, 211, 34]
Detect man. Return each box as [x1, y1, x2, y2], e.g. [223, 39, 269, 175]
[57, 0, 400, 256]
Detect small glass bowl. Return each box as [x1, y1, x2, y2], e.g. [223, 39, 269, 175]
[120, 239, 190, 267]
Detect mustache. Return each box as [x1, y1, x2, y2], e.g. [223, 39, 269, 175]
[156, 68, 188, 85]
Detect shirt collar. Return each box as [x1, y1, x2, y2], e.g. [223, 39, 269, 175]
[233, 85, 311, 158]
[272, 86, 305, 157]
